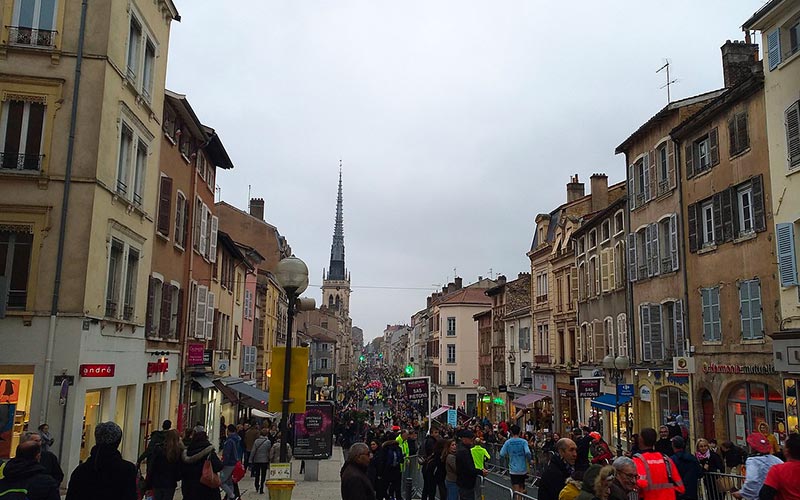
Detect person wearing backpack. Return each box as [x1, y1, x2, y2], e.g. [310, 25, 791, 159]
[0, 441, 60, 500]
[180, 428, 224, 500]
[380, 435, 404, 500]
[146, 429, 183, 500]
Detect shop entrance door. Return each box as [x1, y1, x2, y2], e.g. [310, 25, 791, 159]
[82, 391, 102, 461]
[702, 390, 716, 441]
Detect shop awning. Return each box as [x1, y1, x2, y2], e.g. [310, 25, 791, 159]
[590, 394, 632, 411]
[430, 405, 451, 419]
[192, 374, 215, 390]
[512, 392, 548, 408]
[213, 377, 271, 412]
[250, 408, 277, 419]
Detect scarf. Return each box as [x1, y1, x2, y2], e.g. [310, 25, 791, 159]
[696, 449, 710, 461]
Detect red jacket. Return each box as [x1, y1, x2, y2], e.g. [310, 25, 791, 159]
[633, 450, 685, 500]
[590, 440, 613, 464]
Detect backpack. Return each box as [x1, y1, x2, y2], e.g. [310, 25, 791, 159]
[387, 447, 403, 469]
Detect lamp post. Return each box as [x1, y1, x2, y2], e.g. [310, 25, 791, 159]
[476, 386, 487, 420]
[275, 255, 309, 463]
[314, 376, 326, 401]
[602, 354, 630, 457]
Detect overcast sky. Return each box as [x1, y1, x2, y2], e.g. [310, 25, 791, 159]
[166, 0, 765, 342]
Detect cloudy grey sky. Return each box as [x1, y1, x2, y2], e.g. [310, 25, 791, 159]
[166, 0, 765, 342]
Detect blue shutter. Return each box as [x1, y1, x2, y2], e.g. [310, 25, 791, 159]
[777, 223, 799, 286]
[767, 28, 781, 71]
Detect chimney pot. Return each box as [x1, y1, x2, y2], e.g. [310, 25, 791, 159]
[249, 198, 265, 220]
[455, 277, 463, 289]
[566, 174, 585, 203]
[721, 40, 759, 88]
[590, 173, 609, 212]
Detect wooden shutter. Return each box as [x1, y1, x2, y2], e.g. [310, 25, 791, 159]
[777, 223, 799, 286]
[182, 198, 190, 247]
[174, 194, 184, 246]
[209, 215, 219, 262]
[673, 300, 685, 356]
[787, 101, 800, 169]
[685, 144, 694, 179]
[737, 112, 749, 153]
[669, 214, 679, 271]
[728, 116, 737, 156]
[160, 282, 172, 337]
[752, 175, 766, 232]
[608, 247, 616, 290]
[593, 258, 600, 296]
[195, 285, 207, 338]
[650, 223, 660, 276]
[594, 321, 606, 361]
[145, 276, 157, 336]
[648, 149, 657, 201]
[650, 304, 664, 361]
[767, 28, 781, 71]
[601, 249, 610, 292]
[628, 164, 636, 209]
[667, 140, 676, 189]
[645, 227, 652, 277]
[721, 188, 734, 242]
[628, 233, 637, 282]
[206, 291, 215, 340]
[709, 128, 720, 166]
[640, 305, 651, 361]
[199, 205, 208, 255]
[157, 176, 172, 236]
[176, 288, 184, 340]
[713, 192, 724, 244]
[739, 281, 750, 339]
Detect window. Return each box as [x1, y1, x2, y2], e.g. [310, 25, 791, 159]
[174, 193, 187, 249]
[447, 344, 456, 363]
[446, 317, 456, 336]
[536, 272, 548, 302]
[776, 222, 799, 287]
[105, 240, 124, 318]
[447, 371, 456, 386]
[786, 101, 800, 171]
[600, 248, 615, 293]
[577, 323, 588, 362]
[702, 201, 715, 246]
[146, 276, 163, 336]
[662, 300, 685, 357]
[588, 257, 598, 296]
[636, 158, 646, 205]
[127, 18, 142, 81]
[729, 112, 749, 156]
[115, 121, 149, 206]
[577, 262, 587, 300]
[142, 41, 156, 102]
[122, 248, 138, 321]
[658, 143, 669, 185]
[0, 228, 33, 312]
[242, 345, 257, 375]
[193, 284, 215, 339]
[686, 129, 719, 177]
[320, 357, 329, 370]
[689, 178, 765, 252]
[10, 0, 58, 46]
[614, 211, 624, 235]
[601, 220, 611, 243]
[244, 289, 253, 320]
[701, 287, 721, 342]
[519, 326, 530, 351]
[616, 314, 628, 357]
[639, 302, 684, 361]
[604, 318, 614, 357]
[157, 176, 173, 237]
[556, 277, 563, 311]
[635, 228, 647, 280]
[588, 229, 597, 249]
[537, 324, 549, 356]
[697, 136, 710, 170]
[126, 13, 157, 101]
[0, 99, 46, 171]
[738, 186, 754, 234]
[739, 279, 763, 340]
[168, 284, 180, 339]
[614, 242, 625, 289]
[116, 125, 133, 197]
[658, 216, 679, 274]
[577, 237, 585, 255]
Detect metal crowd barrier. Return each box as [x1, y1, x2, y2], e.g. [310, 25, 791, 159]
[699, 472, 745, 500]
[480, 475, 538, 500]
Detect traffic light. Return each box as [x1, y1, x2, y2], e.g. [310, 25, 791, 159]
[404, 364, 414, 375]
[359, 355, 365, 362]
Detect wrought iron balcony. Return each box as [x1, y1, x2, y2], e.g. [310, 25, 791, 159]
[105, 300, 117, 318]
[8, 26, 57, 47]
[1, 153, 43, 172]
[123, 305, 134, 321]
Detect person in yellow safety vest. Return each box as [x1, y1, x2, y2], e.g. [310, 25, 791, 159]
[396, 429, 410, 471]
[632, 428, 685, 500]
[470, 438, 491, 470]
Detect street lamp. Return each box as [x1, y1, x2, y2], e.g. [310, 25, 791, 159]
[314, 376, 326, 401]
[602, 354, 630, 457]
[275, 255, 309, 463]
[476, 386, 487, 420]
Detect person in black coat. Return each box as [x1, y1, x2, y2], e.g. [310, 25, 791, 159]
[575, 427, 593, 472]
[341, 443, 377, 500]
[696, 438, 725, 500]
[18, 431, 63, 485]
[454, 430, 485, 500]
[146, 429, 183, 500]
[65, 421, 137, 500]
[0, 441, 60, 500]
[538, 438, 577, 500]
[180, 429, 224, 500]
[670, 436, 704, 500]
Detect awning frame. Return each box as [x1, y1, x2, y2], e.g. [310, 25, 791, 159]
[512, 392, 548, 408]
[590, 393, 632, 411]
[213, 377, 271, 412]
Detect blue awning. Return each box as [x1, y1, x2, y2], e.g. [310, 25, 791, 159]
[591, 394, 632, 411]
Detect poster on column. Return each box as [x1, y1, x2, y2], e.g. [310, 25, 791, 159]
[0, 379, 20, 459]
[293, 401, 334, 459]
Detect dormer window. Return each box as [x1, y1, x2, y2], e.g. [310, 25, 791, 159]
[588, 229, 597, 250]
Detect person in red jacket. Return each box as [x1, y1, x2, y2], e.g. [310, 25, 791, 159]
[632, 428, 685, 500]
[589, 432, 614, 465]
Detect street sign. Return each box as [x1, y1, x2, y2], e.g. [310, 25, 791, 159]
[498, 384, 507, 392]
[617, 384, 634, 398]
[53, 375, 74, 386]
[575, 377, 602, 398]
[447, 409, 457, 427]
[402, 377, 429, 401]
[293, 401, 334, 459]
[59, 379, 69, 406]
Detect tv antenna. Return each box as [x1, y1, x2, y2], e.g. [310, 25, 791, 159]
[657, 59, 678, 104]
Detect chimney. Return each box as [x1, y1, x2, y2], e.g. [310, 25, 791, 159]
[427, 296, 432, 308]
[447, 282, 456, 293]
[249, 198, 265, 220]
[455, 277, 463, 289]
[590, 173, 609, 212]
[478, 276, 483, 281]
[721, 40, 759, 88]
[497, 275, 507, 285]
[566, 174, 585, 203]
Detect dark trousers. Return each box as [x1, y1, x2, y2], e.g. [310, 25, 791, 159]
[458, 486, 475, 500]
[437, 480, 447, 500]
[422, 466, 437, 500]
[385, 471, 402, 500]
[252, 462, 269, 493]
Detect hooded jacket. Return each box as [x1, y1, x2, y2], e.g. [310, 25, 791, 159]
[0, 457, 60, 500]
[137, 429, 167, 465]
[559, 478, 583, 500]
[539, 453, 575, 500]
[455, 441, 481, 489]
[671, 450, 703, 500]
[180, 437, 223, 500]
[65, 444, 137, 500]
[222, 432, 241, 466]
[577, 465, 603, 500]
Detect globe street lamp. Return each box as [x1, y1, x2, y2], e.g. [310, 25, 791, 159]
[275, 255, 309, 463]
[314, 376, 326, 401]
[476, 386, 487, 420]
[602, 354, 630, 457]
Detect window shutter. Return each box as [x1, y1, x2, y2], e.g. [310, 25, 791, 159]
[737, 112, 749, 152]
[667, 140, 676, 189]
[608, 247, 616, 290]
[607, 320, 615, 357]
[174, 194, 184, 246]
[199, 205, 208, 255]
[739, 281, 750, 339]
[209, 215, 219, 262]
[721, 188, 734, 242]
[643, 153, 651, 201]
[628, 164, 636, 209]
[628, 233, 638, 282]
[728, 116, 738, 156]
[777, 223, 799, 286]
[713, 192, 724, 244]
[669, 214, 679, 271]
[688, 203, 697, 253]
[594, 321, 606, 361]
[206, 291, 215, 340]
[685, 144, 694, 178]
[752, 175, 766, 232]
[709, 128, 720, 166]
[182, 198, 190, 247]
[787, 101, 800, 169]
[593, 258, 600, 296]
[601, 249, 610, 292]
[571, 268, 578, 307]
[645, 227, 653, 277]
[160, 282, 172, 337]
[651, 223, 660, 276]
[617, 316, 628, 358]
[648, 149, 657, 200]
[157, 176, 172, 236]
[650, 304, 664, 361]
[176, 288, 184, 340]
[195, 285, 207, 338]
[146, 276, 157, 336]
[673, 300, 685, 356]
[767, 28, 781, 71]
[640, 305, 651, 361]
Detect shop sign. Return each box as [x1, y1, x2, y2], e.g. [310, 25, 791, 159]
[80, 364, 115, 377]
[617, 384, 634, 397]
[702, 362, 776, 375]
[147, 360, 169, 376]
[558, 388, 571, 398]
[187, 343, 204, 366]
[498, 384, 507, 392]
[534, 374, 554, 395]
[575, 377, 602, 398]
[53, 375, 74, 386]
[203, 350, 213, 366]
[447, 409, 457, 427]
[673, 356, 696, 375]
[639, 385, 652, 402]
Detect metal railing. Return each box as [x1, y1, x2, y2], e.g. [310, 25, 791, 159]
[7, 26, 57, 47]
[699, 472, 745, 500]
[1, 152, 43, 172]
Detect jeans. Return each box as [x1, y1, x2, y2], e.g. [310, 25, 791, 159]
[445, 480, 459, 500]
[152, 489, 176, 500]
[220, 465, 237, 499]
[252, 462, 269, 493]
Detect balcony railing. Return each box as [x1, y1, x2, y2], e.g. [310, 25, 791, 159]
[8, 26, 57, 47]
[105, 300, 117, 318]
[534, 354, 551, 364]
[661, 257, 673, 273]
[659, 179, 670, 195]
[123, 305, 134, 321]
[1, 153, 43, 172]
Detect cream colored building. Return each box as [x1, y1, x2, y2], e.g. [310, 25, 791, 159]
[0, 0, 178, 475]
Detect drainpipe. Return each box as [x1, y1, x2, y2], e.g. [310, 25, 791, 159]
[42, 0, 88, 425]
[623, 152, 638, 430]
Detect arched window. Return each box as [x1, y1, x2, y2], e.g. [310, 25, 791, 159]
[617, 313, 628, 357]
[335, 296, 341, 310]
[328, 295, 334, 307]
[604, 317, 614, 357]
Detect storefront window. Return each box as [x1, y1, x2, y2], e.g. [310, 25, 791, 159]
[140, 383, 162, 456]
[785, 379, 798, 435]
[726, 382, 785, 447]
[658, 386, 689, 425]
[0, 374, 34, 459]
[82, 390, 103, 461]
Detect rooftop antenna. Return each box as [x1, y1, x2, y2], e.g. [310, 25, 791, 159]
[215, 185, 221, 203]
[247, 184, 251, 210]
[657, 59, 678, 104]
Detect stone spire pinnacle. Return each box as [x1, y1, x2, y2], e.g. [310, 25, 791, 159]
[328, 162, 346, 281]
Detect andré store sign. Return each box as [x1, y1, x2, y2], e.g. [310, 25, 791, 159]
[80, 364, 115, 377]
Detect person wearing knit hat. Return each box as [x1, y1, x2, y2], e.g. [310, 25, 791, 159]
[731, 434, 783, 500]
[65, 421, 137, 500]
